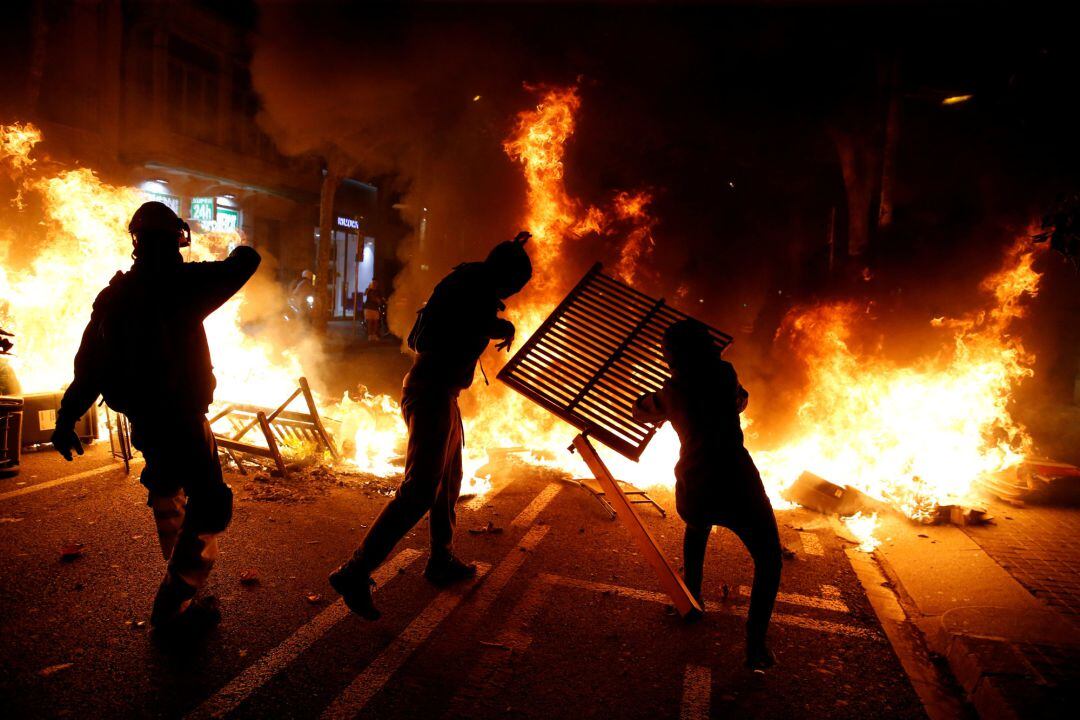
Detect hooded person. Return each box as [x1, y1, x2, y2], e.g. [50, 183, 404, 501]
[329, 231, 533, 620]
[633, 319, 782, 670]
[51, 201, 260, 633]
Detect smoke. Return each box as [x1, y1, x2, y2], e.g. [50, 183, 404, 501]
[252, 3, 540, 337]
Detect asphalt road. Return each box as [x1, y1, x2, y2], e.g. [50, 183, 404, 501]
[0, 442, 932, 719]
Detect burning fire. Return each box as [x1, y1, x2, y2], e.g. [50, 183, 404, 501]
[843, 512, 881, 553]
[753, 239, 1040, 520]
[0, 85, 1047, 539]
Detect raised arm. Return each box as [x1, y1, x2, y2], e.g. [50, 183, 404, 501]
[183, 246, 261, 318]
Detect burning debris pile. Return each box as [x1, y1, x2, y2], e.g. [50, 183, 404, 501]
[754, 238, 1046, 541]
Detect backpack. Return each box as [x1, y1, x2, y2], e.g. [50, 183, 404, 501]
[91, 272, 173, 415]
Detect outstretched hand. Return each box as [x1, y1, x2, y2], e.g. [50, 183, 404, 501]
[495, 328, 516, 352]
[52, 426, 84, 462]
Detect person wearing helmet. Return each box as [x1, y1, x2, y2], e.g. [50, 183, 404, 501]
[329, 231, 533, 620]
[288, 269, 316, 322]
[633, 319, 782, 671]
[51, 201, 261, 634]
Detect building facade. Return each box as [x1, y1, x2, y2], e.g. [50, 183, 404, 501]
[2, 0, 390, 312]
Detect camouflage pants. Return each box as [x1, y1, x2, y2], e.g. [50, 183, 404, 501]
[131, 415, 232, 597]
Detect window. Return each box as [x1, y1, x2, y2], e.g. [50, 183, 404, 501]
[165, 35, 220, 144]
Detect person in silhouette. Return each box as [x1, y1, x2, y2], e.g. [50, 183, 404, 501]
[330, 232, 532, 620]
[51, 201, 260, 632]
[633, 319, 782, 670]
[362, 279, 384, 340]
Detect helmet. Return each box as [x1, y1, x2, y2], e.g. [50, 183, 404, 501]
[485, 232, 532, 298]
[128, 201, 191, 247]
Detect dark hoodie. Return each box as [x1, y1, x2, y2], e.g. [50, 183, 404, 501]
[406, 262, 515, 391]
[634, 353, 761, 525]
[406, 239, 531, 391]
[58, 245, 260, 426]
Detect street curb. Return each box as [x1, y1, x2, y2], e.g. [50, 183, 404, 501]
[872, 533, 1078, 720]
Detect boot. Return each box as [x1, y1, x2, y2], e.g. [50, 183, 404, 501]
[150, 574, 197, 629]
[423, 554, 477, 586]
[746, 642, 776, 671]
[329, 563, 380, 620]
[683, 573, 704, 611]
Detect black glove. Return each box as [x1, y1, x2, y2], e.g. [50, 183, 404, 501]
[52, 425, 84, 461]
[494, 324, 516, 352]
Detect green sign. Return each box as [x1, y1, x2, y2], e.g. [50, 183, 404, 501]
[190, 197, 215, 223]
[216, 207, 240, 231]
[142, 191, 180, 215]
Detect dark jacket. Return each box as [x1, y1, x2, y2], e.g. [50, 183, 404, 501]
[58, 246, 260, 425]
[634, 359, 763, 523]
[406, 262, 514, 391]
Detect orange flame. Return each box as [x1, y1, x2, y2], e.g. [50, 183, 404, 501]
[754, 238, 1040, 519]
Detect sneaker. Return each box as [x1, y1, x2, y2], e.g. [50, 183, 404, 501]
[150, 575, 197, 629]
[746, 644, 776, 671]
[329, 564, 381, 621]
[423, 555, 477, 586]
[150, 596, 221, 644]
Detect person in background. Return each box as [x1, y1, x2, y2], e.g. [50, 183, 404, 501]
[329, 232, 532, 620]
[51, 201, 260, 635]
[363, 279, 384, 340]
[288, 269, 315, 323]
[633, 319, 782, 670]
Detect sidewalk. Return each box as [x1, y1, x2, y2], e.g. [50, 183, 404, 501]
[963, 501, 1080, 619]
[873, 513, 1079, 719]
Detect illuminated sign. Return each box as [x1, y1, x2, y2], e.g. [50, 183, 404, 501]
[142, 191, 181, 215]
[336, 216, 360, 230]
[190, 197, 215, 223]
[216, 207, 240, 231]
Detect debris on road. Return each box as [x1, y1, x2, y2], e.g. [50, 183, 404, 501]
[59, 543, 84, 562]
[38, 663, 74, 677]
[468, 521, 504, 535]
[305, 592, 322, 604]
[979, 460, 1080, 505]
[239, 569, 261, 586]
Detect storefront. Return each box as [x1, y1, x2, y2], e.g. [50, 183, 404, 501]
[320, 178, 379, 320]
[329, 213, 375, 319]
[138, 180, 244, 234]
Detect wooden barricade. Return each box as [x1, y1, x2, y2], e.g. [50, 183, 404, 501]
[210, 377, 339, 479]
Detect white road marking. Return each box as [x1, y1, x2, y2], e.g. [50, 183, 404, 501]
[541, 574, 883, 641]
[467, 525, 550, 611]
[799, 531, 825, 557]
[680, 665, 712, 720]
[0, 460, 143, 502]
[737, 585, 850, 613]
[845, 549, 967, 720]
[320, 564, 492, 720]
[510, 483, 561, 528]
[324, 523, 552, 719]
[444, 579, 555, 719]
[188, 549, 422, 720]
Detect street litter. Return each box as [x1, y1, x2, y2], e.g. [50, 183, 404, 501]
[59, 543, 84, 562]
[468, 521, 504, 535]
